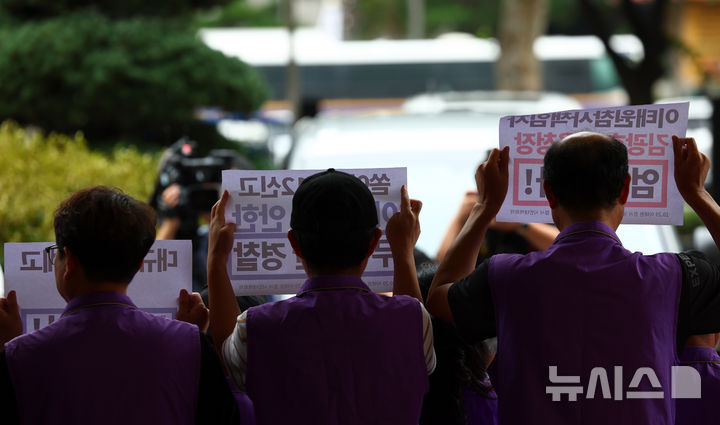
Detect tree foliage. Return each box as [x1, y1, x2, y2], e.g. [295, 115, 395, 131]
[0, 11, 269, 144]
[194, 0, 281, 28]
[350, 0, 403, 39]
[0, 121, 160, 263]
[0, 0, 228, 19]
[426, 0, 499, 38]
[349, 0, 596, 40]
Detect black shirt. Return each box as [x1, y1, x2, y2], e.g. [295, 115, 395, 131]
[448, 251, 720, 353]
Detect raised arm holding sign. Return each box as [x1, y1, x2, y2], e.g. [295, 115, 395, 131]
[220, 168, 407, 295]
[209, 168, 435, 425]
[497, 102, 689, 224]
[428, 132, 720, 425]
[385, 185, 423, 302]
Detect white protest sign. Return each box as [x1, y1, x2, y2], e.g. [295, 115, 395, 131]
[3, 240, 191, 333]
[497, 102, 689, 225]
[222, 168, 406, 295]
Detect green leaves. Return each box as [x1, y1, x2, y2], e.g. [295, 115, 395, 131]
[0, 121, 161, 263]
[0, 11, 269, 144]
[0, 0, 229, 19]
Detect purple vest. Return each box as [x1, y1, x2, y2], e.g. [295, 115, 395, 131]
[461, 384, 498, 425]
[676, 346, 720, 425]
[5, 291, 200, 425]
[227, 377, 257, 425]
[488, 221, 681, 425]
[245, 275, 429, 425]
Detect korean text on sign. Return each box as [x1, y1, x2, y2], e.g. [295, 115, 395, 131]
[496, 103, 689, 225]
[3, 240, 192, 333]
[222, 168, 407, 295]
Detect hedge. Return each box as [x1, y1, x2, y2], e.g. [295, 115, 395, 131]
[0, 121, 160, 263]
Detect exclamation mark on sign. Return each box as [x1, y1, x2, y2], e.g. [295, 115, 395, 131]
[525, 169, 533, 195]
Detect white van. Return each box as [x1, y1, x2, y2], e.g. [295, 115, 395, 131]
[288, 92, 681, 257]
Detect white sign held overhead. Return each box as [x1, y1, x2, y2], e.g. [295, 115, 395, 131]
[496, 102, 689, 225]
[222, 168, 407, 295]
[4, 240, 192, 334]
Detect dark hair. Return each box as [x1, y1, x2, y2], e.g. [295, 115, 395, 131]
[54, 186, 157, 284]
[292, 228, 377, 271]
[417, 263, 495, 425]
[290, 169, 379, 271]
[543, 132, 628, 212]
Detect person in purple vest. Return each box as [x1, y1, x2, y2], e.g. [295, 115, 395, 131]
[426, 132, 720, 425]
[676, 332, 720, 425]
[0, 186, 241, 425]
[207, 169, 436, 425]
[416, 263, 498, 425]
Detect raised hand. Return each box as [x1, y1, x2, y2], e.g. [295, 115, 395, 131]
[177, 289, 210, 333]
[475, 146, 510, 217]
[208, 190, 237, 265]
[673, 135, 710, 203]
[0, 291, 23, 345]
[386, 185, 423, 256]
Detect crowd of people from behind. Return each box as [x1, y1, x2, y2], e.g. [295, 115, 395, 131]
[1, 131, 720, 425]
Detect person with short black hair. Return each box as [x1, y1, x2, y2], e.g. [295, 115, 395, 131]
[288, 169, 382, 272]
[53, 186, 157, 285]
[427, 132, 720, 425]
[208, 169, 435, 425]
[0, 186, 240, 425]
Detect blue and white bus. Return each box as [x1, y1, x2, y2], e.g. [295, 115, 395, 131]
[201, 28, 643, 100]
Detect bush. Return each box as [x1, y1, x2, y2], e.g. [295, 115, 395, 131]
[0, 121, 161, 263]
[0, 11, 269, 145]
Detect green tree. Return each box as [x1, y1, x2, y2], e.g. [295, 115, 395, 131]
[0, 0, 227, 19]
[0, 2, 269, 147]
[193, 0, 281, 28]
[349, 0, 579, 40]
[352, 0, 406, 39]
[426, 0, 499, 38]
[0, 11, 268, 144]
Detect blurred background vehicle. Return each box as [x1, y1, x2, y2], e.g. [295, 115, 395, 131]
[201, 29, 639, 101]
[285, 91, 681, 257]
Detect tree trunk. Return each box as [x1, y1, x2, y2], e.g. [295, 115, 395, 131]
[578, 0, 668, 105]
[495, 0, 549, 91]
[406, 0, 425, 39]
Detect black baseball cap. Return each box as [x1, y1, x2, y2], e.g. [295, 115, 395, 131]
[290, 169, 379, 235]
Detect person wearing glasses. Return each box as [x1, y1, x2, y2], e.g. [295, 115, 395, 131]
[0, 186, 240, 425]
